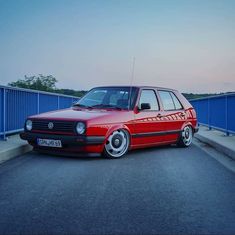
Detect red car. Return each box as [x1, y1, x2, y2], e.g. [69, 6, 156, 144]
[20, 86, 198, 158]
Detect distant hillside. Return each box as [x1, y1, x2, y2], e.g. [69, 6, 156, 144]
[183, 93, 225, 100]
[8, 75, 233, 100]
[38, 90, 227, 100]
[6, 74, 232, 101]
[59, 91, 224, 100]
[55, 89, 87, 98]
[63, 91, 225, 101]
[53, 90, 223, 100]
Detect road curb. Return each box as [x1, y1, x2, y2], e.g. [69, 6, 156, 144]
[0, 143, 32, 164]
[195, 134, 235, 161]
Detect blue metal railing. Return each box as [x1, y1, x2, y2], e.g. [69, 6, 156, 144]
[190, 93, 235, 135]
[0, 85, 79, 140]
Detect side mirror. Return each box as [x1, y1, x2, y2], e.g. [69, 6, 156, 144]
[140, 103, 151, 110]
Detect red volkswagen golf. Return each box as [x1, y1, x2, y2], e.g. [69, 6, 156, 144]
[20, 86, 198, 158]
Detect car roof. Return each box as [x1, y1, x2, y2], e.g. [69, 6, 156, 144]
[93, 86, 178, 92]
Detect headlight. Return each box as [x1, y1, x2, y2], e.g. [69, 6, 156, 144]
[26, 120, 32, 131]
[76, 122, 86, 134]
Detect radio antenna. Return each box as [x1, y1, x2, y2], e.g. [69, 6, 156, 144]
[128, 57, 136, 110]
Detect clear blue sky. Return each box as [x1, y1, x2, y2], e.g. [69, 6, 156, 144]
[0, 0, 235, 93]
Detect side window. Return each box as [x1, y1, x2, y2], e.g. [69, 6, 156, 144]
[159, 91, 175, 110]
[139, 90, 159, 111]
[170, 92, 183, 110]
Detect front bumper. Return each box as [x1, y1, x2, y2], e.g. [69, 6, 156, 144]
[20, 132, 105, 145]
[20, 132, 105, 155]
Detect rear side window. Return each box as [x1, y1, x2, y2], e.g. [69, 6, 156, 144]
[159, 91, 183, 111]
[139, 89, 159, 110]
[171, 92, 183, 109]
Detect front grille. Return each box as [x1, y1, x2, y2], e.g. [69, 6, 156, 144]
[32, 120, 76, 133]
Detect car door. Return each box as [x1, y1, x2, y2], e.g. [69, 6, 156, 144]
[158, 90, 186, 142]
[132, 89, 166, 147]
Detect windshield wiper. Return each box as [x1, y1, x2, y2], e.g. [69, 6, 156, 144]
[91, 104, 123, 110]
[73, 104, 93, 109]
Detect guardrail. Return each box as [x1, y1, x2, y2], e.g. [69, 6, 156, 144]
[190, 93, 235, 135]
[0, 85, 79, 140]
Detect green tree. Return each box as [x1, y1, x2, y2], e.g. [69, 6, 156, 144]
[8, 74, 58, 92]
[8, 74, 86, 98]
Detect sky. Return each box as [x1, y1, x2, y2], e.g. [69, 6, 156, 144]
[0, 0, 235, 93]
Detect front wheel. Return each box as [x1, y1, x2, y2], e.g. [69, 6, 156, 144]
[104, 129, 130, 158]
[177, 125, 193, 147]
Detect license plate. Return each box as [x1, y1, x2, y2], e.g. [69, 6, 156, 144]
[37, 138, 62, 148]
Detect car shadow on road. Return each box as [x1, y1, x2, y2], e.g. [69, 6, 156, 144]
[31, 144, 178, 162]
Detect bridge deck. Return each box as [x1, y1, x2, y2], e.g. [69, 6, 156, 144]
[0, 143, 235, 234]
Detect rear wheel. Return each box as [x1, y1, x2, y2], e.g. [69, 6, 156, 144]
[104, 129, 130, 158]
[177, 125, 193, 147]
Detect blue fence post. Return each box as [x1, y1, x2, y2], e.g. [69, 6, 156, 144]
[57, 96, 60, 109]
[2, 88, 6, 140]
[208, 98, 211, 130]
[37, 92, 40, 114]
[225, 95, 229, 136]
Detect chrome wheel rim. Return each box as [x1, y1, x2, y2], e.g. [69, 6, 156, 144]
[182, 126, 193, 146]
[105, 130, 129, 158]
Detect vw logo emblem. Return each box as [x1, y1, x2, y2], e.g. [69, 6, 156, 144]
[48, 122, 54, 129]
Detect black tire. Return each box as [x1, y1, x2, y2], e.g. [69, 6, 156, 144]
[177, 125, 193, 147]
[103, 129, 130, 158]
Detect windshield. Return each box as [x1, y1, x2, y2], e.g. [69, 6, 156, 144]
[74, 87, 138, 110]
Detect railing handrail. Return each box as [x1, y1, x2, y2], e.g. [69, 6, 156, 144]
[0, 85, 79, 99]
[189, 92, 235, 101]
[0, 85, 80, 140]
[190, 93, 235, 135]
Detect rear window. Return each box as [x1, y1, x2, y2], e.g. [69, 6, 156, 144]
[159, 90, 183, 111]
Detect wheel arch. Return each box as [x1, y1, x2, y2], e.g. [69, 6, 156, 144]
[105, 124, 131, 141]
[180, 121, 194, 132]
[104, 124, 132, 150]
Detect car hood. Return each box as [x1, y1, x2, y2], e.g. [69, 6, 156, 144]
[29, 107, 131, 124]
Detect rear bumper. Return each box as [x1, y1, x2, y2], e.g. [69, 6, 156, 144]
[194, 122, 199, 133]
[20, 132, 105, 155]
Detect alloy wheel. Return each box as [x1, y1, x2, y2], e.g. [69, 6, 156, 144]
[104, 130, 129, 158]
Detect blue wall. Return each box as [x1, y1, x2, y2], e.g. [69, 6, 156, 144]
[0, 86, 79, 139]
[190, 93, 235, 135]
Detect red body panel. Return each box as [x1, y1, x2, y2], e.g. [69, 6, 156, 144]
[22, 86, 198, 156]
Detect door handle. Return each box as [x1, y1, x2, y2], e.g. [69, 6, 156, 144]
[157, 113, 163, 118]
[180, 112, 186, 117]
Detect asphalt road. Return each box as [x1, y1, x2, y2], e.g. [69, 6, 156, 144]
[0, 143, 235, 235]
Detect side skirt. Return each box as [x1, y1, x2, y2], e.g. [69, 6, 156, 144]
[131, 129, 181, 138]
